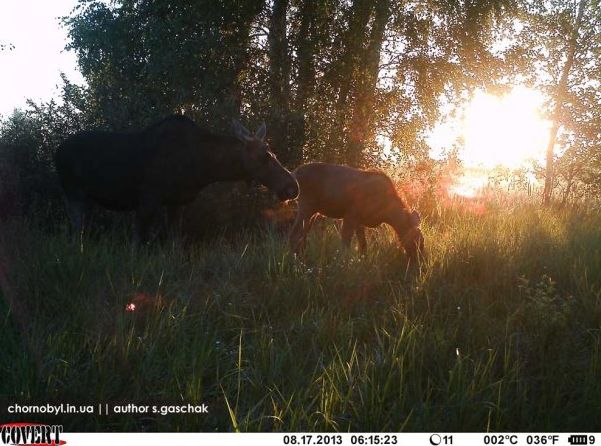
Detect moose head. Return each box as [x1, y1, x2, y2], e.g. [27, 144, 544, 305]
[401, 209, 425, 262]
[232, 120, 299, 201]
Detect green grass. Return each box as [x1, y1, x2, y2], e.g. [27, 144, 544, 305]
[1, 202, 601, 431]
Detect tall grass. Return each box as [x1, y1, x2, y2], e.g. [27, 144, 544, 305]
[1, 202, 601, 431]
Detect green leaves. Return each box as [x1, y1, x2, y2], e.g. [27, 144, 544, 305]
[63, 0, 265, 131]
[56, 0, 525, 167]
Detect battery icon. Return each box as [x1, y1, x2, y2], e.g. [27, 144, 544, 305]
[568, 435, 589, 445]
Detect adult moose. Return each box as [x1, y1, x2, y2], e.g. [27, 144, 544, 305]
[289, 162, 424, 262]
[55, 115, 299, 242]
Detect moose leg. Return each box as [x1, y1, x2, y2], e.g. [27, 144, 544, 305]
[356, 226, 367, 254]
[166, 205, 184, 239]
[135, 196, 161, 244]
[67, 200, 86, 238]
[64, 193, 90, 250]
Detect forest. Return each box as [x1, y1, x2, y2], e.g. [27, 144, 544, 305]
[1, 0, 601, 432]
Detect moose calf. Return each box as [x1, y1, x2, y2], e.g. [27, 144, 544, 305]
[290, 162, 424, 262]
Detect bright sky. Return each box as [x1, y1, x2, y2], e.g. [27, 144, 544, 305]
[429, 86, 550, 169]
[427, 86, 551, 197]
[0, 0, 83, 117]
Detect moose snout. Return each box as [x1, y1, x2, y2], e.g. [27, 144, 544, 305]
[402, 227, 425, 264]
[278, 181, 299, 201]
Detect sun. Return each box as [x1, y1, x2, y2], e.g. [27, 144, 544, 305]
[461, 86, 550, 168]
[427, 86, 551, 197]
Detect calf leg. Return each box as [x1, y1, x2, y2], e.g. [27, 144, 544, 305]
[289, 204, 316, 253]
[356, 226, 367, 254]
[340, 218, 357, 249]
[303, 215, 318, 245]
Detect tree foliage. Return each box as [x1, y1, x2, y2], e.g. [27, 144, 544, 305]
[60, 0, 518, 166]
[0, 81, 85, 218]
[1, 0, 600, 222]
[64, 0, 264, 131]
[513, 0, 601, 203]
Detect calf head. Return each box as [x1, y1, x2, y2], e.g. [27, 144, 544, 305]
[233, 120, 299, 201]
[401, 210, 425, 262]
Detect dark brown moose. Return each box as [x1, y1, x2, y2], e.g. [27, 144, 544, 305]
[55, 115, 299, 242]
[289, 162, 424, 262]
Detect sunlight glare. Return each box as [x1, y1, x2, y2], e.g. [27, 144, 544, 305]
[448, 168, 488, 198]
[462, 86, 550, 169]
[428, 86, 551, 198]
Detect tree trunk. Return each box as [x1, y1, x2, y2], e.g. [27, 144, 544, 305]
[216, 1, 266, 124]
[543, 0, 587, 205]
[295, 0, 316, 111]
[290, 0, 318, 166]
[561, 166, 575, 207]
[326, 0, 373, 163]
[268, 0, 293, 163]
[347, 0, 390, 166]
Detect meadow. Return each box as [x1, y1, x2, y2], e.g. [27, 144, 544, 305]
[1, 199, 601, 432]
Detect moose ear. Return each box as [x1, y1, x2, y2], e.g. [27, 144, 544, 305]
[255, 122, 267, 141]
[409, 210, 421, 227]
[232, 119, 251, 142]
